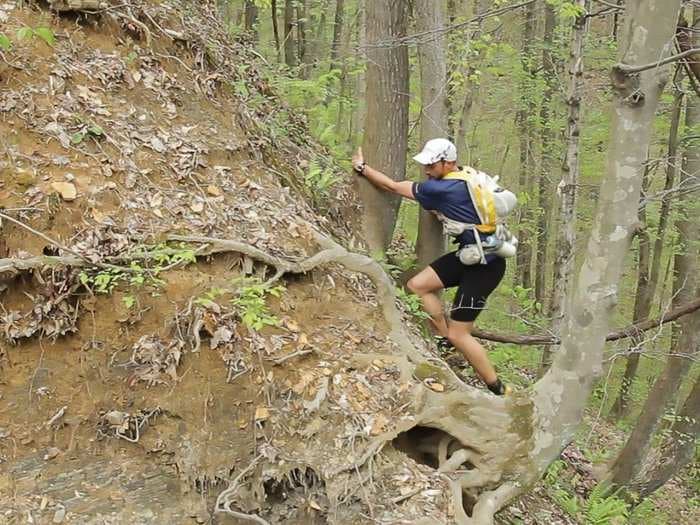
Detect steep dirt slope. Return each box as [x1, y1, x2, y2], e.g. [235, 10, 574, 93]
[0, 1, 458, 523]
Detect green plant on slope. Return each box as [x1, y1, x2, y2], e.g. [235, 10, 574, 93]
[231, 277, 285, 331]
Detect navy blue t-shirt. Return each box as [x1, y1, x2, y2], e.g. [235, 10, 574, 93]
[412, 178, 489, 249]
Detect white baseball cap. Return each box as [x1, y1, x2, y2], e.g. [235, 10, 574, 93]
[413, 138, 457, 165]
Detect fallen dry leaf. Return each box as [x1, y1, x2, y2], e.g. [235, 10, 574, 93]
[51, 182, 77, 201]
[254, 406, 269, 421]
[207, 184, 222, 197]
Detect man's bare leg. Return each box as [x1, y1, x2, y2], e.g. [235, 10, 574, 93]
[447, 320, 498, 385]
[406, 267, 448, 337]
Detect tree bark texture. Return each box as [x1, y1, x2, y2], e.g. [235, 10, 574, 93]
[415, 0, 448, 268]
[610, 91, 684, 417]
[244, 0, 259, 41]
[359, 1, 409, 254]
[633, 374, 700, 499]
[271, 0, 281, 62]
[329, 0, 345, 72]
[533, 0, 681, 488]
[455, 0, 489, 164]
[608, 66, 699, 493]
[515, 0, 537, 290]
[296, 0, 309, 72]
[609, 167, 653, 418]
[543, 0, 588, 374]
[284, 0, 297, 67]
[534, 2, 558, 312]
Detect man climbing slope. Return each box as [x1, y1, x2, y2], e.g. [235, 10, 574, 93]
[352, 138, 513, 396]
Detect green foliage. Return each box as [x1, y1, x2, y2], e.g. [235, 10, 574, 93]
[71, 124, 106, 145]
[80, 267, 124, 294]
[122, 294, 136, 309]
[553, 488, 580, 518]
[584, 485, 629, 524]
[395, 287, 430, 321]
[544, 459, 567, 486]
[0, 33, 12, 51]
[304, 159, 341, 205]
[231, 277, 284, 331]
[15, 26, 55, 46]
[194, 287, 227, 307]
[78, 243, 196, 295]
[629, 499, 663, 525]
[546, 0, 586, 19]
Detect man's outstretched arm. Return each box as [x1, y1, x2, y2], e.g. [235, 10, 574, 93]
[352, 147, 416, 200]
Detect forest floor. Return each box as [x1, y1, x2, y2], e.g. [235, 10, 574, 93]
[0, 1, 696, 524]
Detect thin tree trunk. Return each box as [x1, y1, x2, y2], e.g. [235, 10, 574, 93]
[359, 1, 409, 254]
[608, 76, 699, 492]
[329, 0, 345, 71]
[608, 167, 653, 417]
[297, 0, 309, 73]
[271, 0, 281, 62]
[612, 0, 622, 41]
[455, 0, 489, 162]
[335, 3, 360, 137]
[284, 0, 297, 67]
[646, 90, 684, 311]
[445, 0, 457, 142]
[633, 374, 700, 499]
[610, 92, 684, 416]
[534, 3, 557, 312]
[542, 0, 588, 374]
[244, 0, 259, 42]
[515, 0, 536, 290]
[349, 0, 366, 145]
[415, 0, 448, 268]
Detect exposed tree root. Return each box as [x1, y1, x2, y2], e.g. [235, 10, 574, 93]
[0, 225, 532, 522]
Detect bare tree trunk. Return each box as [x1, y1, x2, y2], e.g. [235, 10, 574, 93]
[610, 91, 684, 417]
[608, 76, 699, 492]
[455, 0, 489, 161]
[349, 0, 366, 145]
[329, 0, 345, 71]
[415, 0, 448, 268]
[542, 0, 588, 374]
[335, 3, 360, 138]
[271, 0, 281, 62]
[244, 0, 259, 42]
[608, 167, 653, 417]
[515, 0, 536, 290]
[445, 0, 457, 142]
[646, 89, 684, 311]
[359, 1, 409, 254]
[284, 0, 297, 67]
[633, 374, 700, 499]
[612, 0, 622, 41]
[297, 0, 309, 73]
[534, 3, 557, 312]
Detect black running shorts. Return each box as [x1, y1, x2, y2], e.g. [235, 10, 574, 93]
[429, 252, 506, 322]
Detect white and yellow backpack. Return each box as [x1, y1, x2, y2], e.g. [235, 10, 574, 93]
[438, 167, 518, 265]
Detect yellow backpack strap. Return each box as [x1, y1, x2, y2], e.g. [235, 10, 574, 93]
[444, 169, 497, 233]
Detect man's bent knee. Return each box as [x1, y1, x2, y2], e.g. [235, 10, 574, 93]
[447, 321, 473, 342]
[407, 267, 444, 296]
[407, 277, 423, 295]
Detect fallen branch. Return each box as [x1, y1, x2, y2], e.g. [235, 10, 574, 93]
[472, 296, 700, 346]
